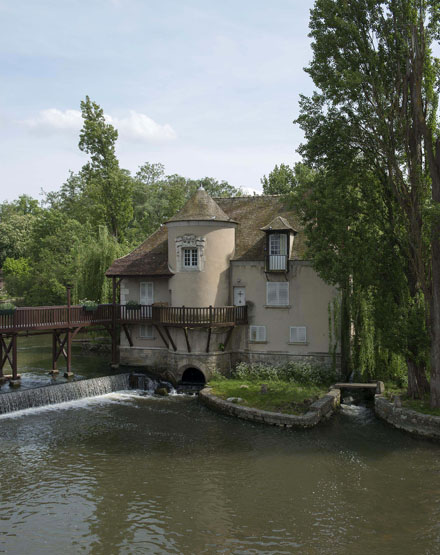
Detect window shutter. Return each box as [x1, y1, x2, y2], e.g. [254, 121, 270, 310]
[267, 283, 278, 305]
[290, 326, 307, 343]
[140, 282, 154, 305]
[278, 282, 289, 305]
[266, 282, 289, 306]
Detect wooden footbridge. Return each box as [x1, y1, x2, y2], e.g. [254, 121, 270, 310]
[0, 286, 247, 385]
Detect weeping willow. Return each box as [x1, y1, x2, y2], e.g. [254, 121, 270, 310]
[328, 296, 341, 372]
[73, 226, 129, 303]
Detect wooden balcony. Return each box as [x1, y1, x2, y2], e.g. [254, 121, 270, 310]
[153, 305, 247, 327]
[0, 304, 247, 333]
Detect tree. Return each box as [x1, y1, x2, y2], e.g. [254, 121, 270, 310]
[261, 163, 314, 195]
[79, 96, 134, 240]
[296, 0, 440, 402]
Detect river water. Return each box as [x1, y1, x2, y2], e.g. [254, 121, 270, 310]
[1, 338, 440, 554]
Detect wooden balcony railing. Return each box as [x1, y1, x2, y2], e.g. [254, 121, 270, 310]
[0, 304, 247, 332]
[153, 305, 247, 327]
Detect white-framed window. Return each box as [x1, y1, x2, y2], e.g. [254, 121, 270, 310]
[269, 233, 287, 255]
[183, 247, 198, 268]
[140, 324, 154, 338]
[176, 234, 206, 272]
[290, 326, 307, 343]
[249, 325, 266, 342]
[266, 282, 289, 306]
[140, 282, 153, 305]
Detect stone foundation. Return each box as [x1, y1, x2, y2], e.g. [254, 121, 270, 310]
[375, 395, 440, 440]
[120, 346, 339, 384]
[199, 387, 341, 428]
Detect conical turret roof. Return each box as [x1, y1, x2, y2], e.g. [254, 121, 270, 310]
[166, 188, 236, 224]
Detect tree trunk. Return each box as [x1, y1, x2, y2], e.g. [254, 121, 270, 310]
[406, 358, 430, 399]
[340, 278, 351, 381]
[430, 232, 440, 407]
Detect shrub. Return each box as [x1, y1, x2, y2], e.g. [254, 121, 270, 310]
[232, 361, 339, 386]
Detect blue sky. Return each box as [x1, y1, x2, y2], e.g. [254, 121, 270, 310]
[0, 0, 316, 202]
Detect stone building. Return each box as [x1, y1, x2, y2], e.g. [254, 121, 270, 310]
[106, 188, 339, 385]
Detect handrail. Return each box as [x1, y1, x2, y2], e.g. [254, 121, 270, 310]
[0, 304, 247, 332]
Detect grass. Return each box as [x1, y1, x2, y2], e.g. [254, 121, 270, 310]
[208, 378, 328, 415]
[384, 385, 440, 417]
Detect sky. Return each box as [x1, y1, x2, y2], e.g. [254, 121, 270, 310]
[0, 0, 316, 202]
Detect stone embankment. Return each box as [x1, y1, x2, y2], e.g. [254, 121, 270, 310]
[199, 387, 340, 428]
[375, 395, 440, 440]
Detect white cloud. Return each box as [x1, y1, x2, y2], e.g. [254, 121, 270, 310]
[23, 109, 82, 133]
[107, 111, 177, 142]
[22, 108, 177, 143]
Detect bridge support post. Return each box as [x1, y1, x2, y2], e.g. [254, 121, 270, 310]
[63, 286, 74, 379]
[111, 276, 119, 369]
[64, 329, 73, 379]
[50, 331, 60, 376]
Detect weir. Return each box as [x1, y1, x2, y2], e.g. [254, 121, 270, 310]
[0, 373, 131, 415]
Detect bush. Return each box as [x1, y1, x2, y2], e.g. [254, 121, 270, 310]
[232, 361, 339, 386]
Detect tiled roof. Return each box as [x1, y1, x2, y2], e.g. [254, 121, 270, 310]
[166, 188, 234, 223]
[106, 194, 306, 276]
[260, 215, 297, 232]
[106, 226, 171, 277]
[216, 196, 305, 261]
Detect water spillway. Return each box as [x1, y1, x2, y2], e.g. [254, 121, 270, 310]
[0, 373, 131, 415]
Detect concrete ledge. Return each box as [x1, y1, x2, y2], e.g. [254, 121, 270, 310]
[375, 395, 440, 440]
[199, 387, 340, 428]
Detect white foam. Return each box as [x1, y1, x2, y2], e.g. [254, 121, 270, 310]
[0, 390, 152, 420]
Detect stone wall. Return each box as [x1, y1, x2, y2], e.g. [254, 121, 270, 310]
[199, 387, 340, 428]
[375, 395, 440, 440]
[120, 345, 339, 384]
[120, 346, 234, 384]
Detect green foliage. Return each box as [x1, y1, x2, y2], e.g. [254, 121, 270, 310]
[79, 96, 133, 240]
[0, 302, 16, 311]
[232, 361, 339, 386]
[74, 226, 129, 304]
[2, 257, 31, 298]
[261, 162, 314, 195]
[328, 296, 341, 371]
[293, 0, 440, 397]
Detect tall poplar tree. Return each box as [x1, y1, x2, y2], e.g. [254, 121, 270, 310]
[79, 96, 133, 240]
[297, 0, 440, 404]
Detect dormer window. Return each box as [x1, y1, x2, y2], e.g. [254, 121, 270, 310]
[261, 216, 296, 273]
[268, 232, 288, 271]
[183, 248, 198, 268]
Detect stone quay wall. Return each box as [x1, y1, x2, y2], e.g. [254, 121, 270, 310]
[199, 387, 341, 428]
[120, 346, 339, 385]
[375, 395, 440, 440]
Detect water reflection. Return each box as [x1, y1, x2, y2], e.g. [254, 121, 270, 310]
[0, 340, 440, 553]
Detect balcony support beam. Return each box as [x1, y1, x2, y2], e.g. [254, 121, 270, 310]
[223, 327, 234, 350]
[206, 327, 212, 353]
[183, 327, 191, 353]
[154, 325, 169, 349]
[164, 327, 177, 352]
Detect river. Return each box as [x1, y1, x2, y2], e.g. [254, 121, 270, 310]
[0, 337, 439, 554]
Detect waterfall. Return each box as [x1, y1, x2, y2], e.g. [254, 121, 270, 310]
[0, 374, 131, 415]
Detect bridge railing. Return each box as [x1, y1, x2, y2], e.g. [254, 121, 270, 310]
[0, 304, 247, 332]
